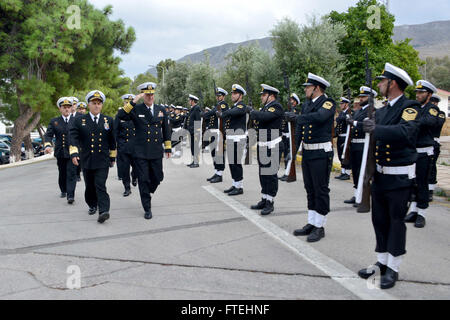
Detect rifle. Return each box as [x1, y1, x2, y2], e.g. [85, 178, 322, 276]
[341, 87, 352, 166]
[283, 71, 296, 182]
[356, 48, 376, 213]
[198, 90, 205, 152]
[244, 73, 253, 165]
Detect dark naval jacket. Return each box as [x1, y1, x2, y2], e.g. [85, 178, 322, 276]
[251, 100, 284, 142]
[203, 101, 229, 130]
[416, 102, 440, 148]
[222, 101, 247, 134]
[186, 104, 202, 134]
[335, 108, 353, 137]
[350, 104, 369, 151]
[169, 113, 185, 129]
[114, 113, 136, 155]
[45, 115, 75, 159]
[117, 102, 171, 160]
[372, 95, 420, 191]
[69, 113, 117, 170]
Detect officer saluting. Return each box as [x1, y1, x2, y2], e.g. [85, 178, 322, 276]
[249, 84, 284, 215]
[69, 90, 116, 224]
[118, 82, 171, 220]
[44, 97, 78, 203]
[357, 63, 420, 289]
[291, 73, 336, 243]
[218, 84, 248, 196]
[344, 86, 378, 206]
[334, 97, 352, 181]
[404, 80, 440, 228]
[205, 87, 229, 183]
[114, 94, 138, 197]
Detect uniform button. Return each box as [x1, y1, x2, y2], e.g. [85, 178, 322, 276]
[376, 160, 379, 163]
[99, 145, 102, 147]
[309, 125, 312, 128]
[386, 145, 390, 148]
[386, 152, 390, 155]
[309, 131, 312, 134]
[308, 137, 312, 140]
[147, 139, 150, 142]
[91, 145, 94, 148]
[387, 158, 391, 162]
[302, 132, 305, 135]
[154, 139, 157, 142]
[376, 146, 379, 149]
[148, 125, 150, 127]
[100, 133, 102, 136]
[91, 150, 94, 153]
[99, 139, 102, 141]
[148, 131, 150, 134]
[126, 128, 129, 131]
[91, 139, 94, 142]
[92, 133, 94, 136]
[126, 139, 129, 142]
[375, 152, 379, 156]
[99, 150, 101, 153]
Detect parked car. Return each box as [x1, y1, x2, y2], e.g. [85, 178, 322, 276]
[0, 150, 9, 164]
[0, 134, 12, 143]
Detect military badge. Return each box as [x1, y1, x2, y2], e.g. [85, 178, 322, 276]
[323, 101, 333, 110]
[429, 108, 438, 117]
[104, 122, 109, 130]
[268, 107, 275, 112]
[402, 108, 418, 121]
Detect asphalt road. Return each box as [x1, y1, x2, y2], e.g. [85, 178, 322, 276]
[0, 148, 449, 300]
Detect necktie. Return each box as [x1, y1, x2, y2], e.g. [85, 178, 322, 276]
[65, 118, 68, 124]
[94, 116, 98, 125]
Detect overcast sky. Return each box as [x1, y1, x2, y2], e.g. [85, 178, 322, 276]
[90, 0, 450, 79]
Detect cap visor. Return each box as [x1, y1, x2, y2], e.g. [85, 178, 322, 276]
[142, 90, 155, 94]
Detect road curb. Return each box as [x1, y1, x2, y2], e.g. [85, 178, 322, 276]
[0, 153, 54, 170]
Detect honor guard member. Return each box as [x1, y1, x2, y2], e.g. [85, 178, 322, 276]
[114, 94, 138, 197]
[249, 84, 284, 215]
[334, 97, 352, 181]
[70, 97, 79, 118]
[69, 90, 116, 224]
[169, 106, 185, 157]
[76, 102, 87, 115]
[44, 97, 78, 203]
[186, 94, 202, 168]
[404, 80, 440, 228]
[279, 93, 300, 182]
[218, 84, 247, 196]
[204, 87, 229, 183]
[291, 73, 336, 243]
[428, 95, 446, 201]
[344, 87, 378, 206]
[118, 82, 171, 220]
[357, 63, 420, 289]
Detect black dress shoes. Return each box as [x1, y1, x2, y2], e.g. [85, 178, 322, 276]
[358, 262, 387, 279]
[380, 267, 398, 289]
[186, 162, 194, 167]
[210, 175, 223, 183]
[293, 224, 315, 236]
[344, 196, 356, 204]
[97, 212, 110, 224]
[251, 199, 266, 210]
[190, 163, 199, 168]
[144, 211, 152, 220]
[335, 173, 344, 180]
[123, 189, 131, 197]
[415, 215, 426, 228]
[307, 227, 325, 242]
[207, 174, 217, 182]
[67, 198, 74, 204]
[261, 201, 274, 216]
[224, 186, 236, 194]
[88, 207, 97, 215]
[228, 188, 243, 196]
[60, 192, 67, 198]
[340, 174, 350, 180]
[279, 175, 288, 182]
[132, 178, 138, 187]
[404, 212, 418, 223]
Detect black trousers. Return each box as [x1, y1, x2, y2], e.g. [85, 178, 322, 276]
[301, 152, 333, 216]
[280, 136, 290, 170]
[117, 151, 137, 190]
[56, 157, 77, 198]
[428, 144, 440, 186]
[227, 139, 245, 183]
[135, 158, 164, 212]
[350, 146, 364, 189]
[414, 153, 431, 210]
[83, 167, 110, 214]
[211, 134, 225, 172]
[372, 180, 411, 257]
[76, 164, 81, 178]
[337, 136, 351, 170]
[257, 146, 280, 198]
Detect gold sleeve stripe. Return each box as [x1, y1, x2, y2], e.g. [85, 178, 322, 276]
[164, 141, 172, 149]
[123, 102, 134, 114]
[69, 146, 79, 155]
[109, 150, 117, 158]
[44, 142, 52, 148]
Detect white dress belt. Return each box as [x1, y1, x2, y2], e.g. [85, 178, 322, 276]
[209, 129, 220, 134]
[258, 136, 282, 149]
[227, 133, 247, 142]
[282, 132, 290, 138]
[351, 139, 366, 144]
[376, 164, 416, 179]
[434, 137, 440, 144]
[172, 127, 182, 132]
[339, 134, 347, 137]
[302, 141, 333, 152]
[416, 146, 434, 156]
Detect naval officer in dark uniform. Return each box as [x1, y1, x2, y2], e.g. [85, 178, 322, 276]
[344, 86, 378, 206]
[44, 97, 78, 203]
[114, 94, 138, 197]
[217, 84, 248, 196]
[69, 90, 117, 224]
[404, 80, 440, 228]
[186, 94, 202, 168]
[334, 97, 352, 181]
[357, 63, 420, 289]
[249, 84, 284, 215]
[118, 82, 172, 220]
[290, 73, 336, 243]
[169, 106, 185, 158]
[204, 87, 229, 183]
